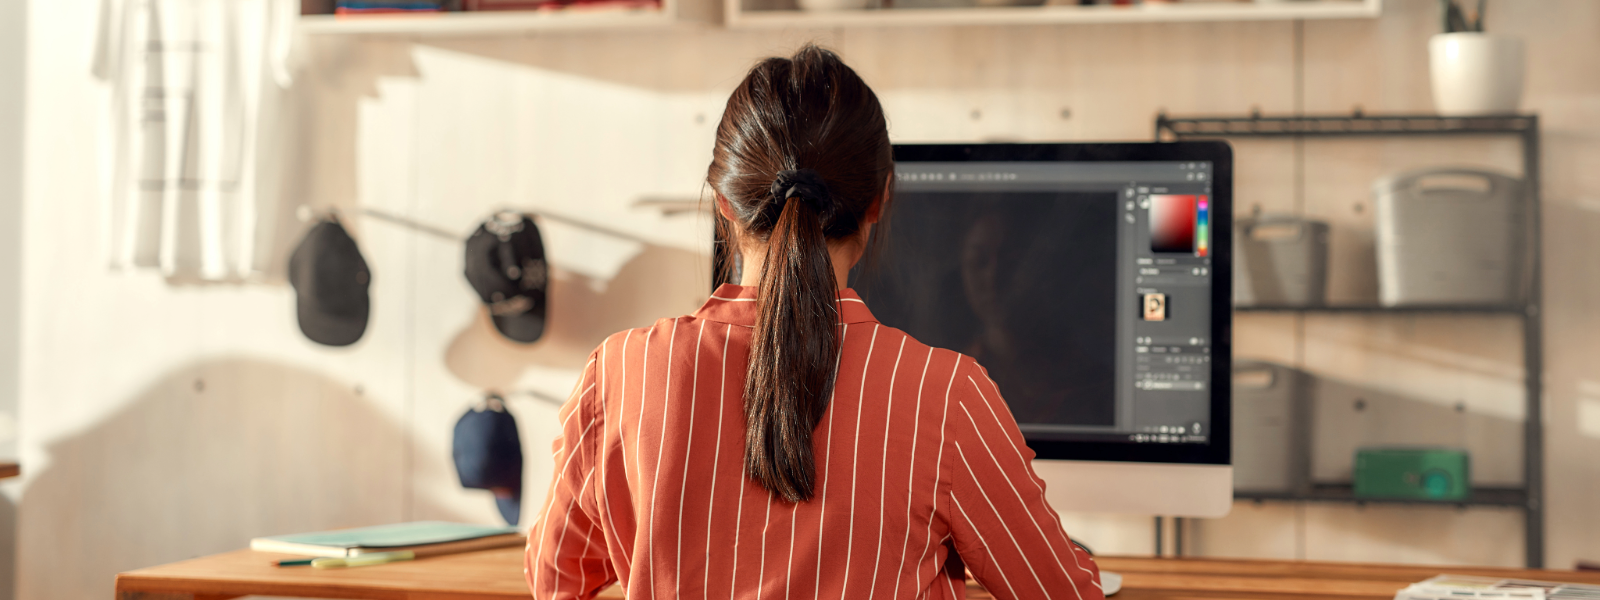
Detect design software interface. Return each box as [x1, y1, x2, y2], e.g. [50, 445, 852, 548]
[851, 161, 1215, 445]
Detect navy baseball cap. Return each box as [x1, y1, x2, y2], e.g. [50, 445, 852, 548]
[452, 394, 523, 525]
[463, 212, 548, 344]
[288, 218, 371, 347]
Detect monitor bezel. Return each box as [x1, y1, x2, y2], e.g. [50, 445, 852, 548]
[890, 141, 1233, 466]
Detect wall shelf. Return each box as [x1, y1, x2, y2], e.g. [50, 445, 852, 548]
[299, 0, 1378, 34]
[727, 0, 1379, 29]
[297, 5, 681, 36]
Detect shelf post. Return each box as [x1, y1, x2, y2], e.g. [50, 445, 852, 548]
[1522, 117, 1544, 569]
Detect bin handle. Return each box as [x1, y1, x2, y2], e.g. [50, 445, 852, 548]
[1386, 167, 1519, 200]
[1233, 360, 1280, 391]
[1239, 215, 1310, 242]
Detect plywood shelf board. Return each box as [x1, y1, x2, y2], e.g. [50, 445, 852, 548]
[298, 0, 1379, 34]
[727, 0, 1379, 29]
[297, 7, 679, 35]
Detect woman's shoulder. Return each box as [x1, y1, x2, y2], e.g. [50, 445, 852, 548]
[595, 315, 690, 342]
[588, 315, 721, 360]
[862, 324, 993, 382]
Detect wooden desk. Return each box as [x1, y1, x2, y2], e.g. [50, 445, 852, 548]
[117, 547, 539, 600]
[117, 547, 1600, 600]
[1096, 557, 1600, 599]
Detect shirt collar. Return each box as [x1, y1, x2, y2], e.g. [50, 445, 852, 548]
[694, 284, 879, 327]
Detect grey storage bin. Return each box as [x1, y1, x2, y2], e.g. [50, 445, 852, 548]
[1373, 167, 1525, 306]
[1233, 216, 1330, 307]
[1232, 361, 1312, 493]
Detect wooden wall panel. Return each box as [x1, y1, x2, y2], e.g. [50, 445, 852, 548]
[17, 2, 1600, 599]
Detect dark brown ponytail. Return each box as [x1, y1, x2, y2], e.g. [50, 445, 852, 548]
[707, 45, 892, 503]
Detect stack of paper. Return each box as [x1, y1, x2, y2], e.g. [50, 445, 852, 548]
[251, 521, 523, 558]
[1396, 575, 1600, 600]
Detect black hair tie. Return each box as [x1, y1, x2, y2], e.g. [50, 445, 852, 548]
[770, 168, 836, 222]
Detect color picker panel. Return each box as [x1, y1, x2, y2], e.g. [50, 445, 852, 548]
[1149, 194, 1198, 254]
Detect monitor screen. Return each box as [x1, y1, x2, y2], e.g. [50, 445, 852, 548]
[850, 143, 1232, 466]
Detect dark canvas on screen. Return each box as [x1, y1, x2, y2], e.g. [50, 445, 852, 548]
[851, 192, 1118, 427]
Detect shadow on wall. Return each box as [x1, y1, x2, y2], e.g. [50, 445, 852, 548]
[17, 358, 472, 600]
[0, 492, 13, 600]
[250, 36, 423, 284]
[1306, 376, 1523, 487]
[1215, 364, 1527, 565]
[447, 244, 709, 388]
[1541, 198, 1600, 566]
[421, 32, 823, 94]
[1234, 361, 1525, 491]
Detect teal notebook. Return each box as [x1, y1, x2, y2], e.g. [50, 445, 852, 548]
[250, 521, 521, 558]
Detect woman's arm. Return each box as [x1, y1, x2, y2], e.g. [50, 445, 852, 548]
[945, 358, 1105, 600]
[526, 353, 616, 600]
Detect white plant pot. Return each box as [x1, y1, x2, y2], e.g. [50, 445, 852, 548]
[1429, 33, 1525, 116]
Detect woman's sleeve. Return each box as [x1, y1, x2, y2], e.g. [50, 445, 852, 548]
[526, 352, 616, 600]
[945, 358, 1105, 600]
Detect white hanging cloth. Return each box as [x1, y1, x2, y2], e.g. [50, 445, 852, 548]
[93, 0, 297, 281]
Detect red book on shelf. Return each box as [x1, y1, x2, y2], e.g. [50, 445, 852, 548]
[566, 0, 660, 8]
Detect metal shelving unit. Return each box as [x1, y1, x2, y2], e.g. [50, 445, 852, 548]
[1236, 304, 1524, 314]
[1156, 112, 1545, 568]
[1239, 484, 1528, 508]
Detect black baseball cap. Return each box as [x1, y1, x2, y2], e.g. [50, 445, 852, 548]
[288, 219, 370, 347]
[452, 394, 523, 525]
[464, 212, 548, 344]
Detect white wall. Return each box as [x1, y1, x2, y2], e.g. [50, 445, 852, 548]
[2, 0, 26, 463]
[15, 0, 1600, 598]
[0, 0, 25, 595]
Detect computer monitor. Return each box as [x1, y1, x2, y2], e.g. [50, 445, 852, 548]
[851, 142, 1234, 518]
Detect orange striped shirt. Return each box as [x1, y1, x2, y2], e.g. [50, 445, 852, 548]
[526, 284, 1104, 600]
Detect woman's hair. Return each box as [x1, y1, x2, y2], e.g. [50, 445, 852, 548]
[707, 44, 893, 503]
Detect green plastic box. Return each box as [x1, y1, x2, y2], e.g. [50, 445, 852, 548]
[1352, 447, 1470, 501]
